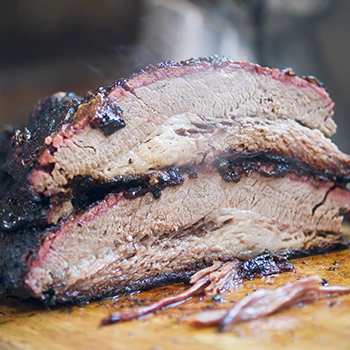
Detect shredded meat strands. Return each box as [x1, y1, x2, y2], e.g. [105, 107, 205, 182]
[186, 276, 350, 332]
[99, 254, 350, 330]
[100, 272, 212, 326]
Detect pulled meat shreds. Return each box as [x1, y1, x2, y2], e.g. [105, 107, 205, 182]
[100, 252, 293, 327]
[190, 261, 224, 284]
[203, 261, 240, 295]
[100, 273, 212, 326]
[185, 275, 350, 332]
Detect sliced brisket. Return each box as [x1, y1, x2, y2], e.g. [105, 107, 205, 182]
[0, 57, 349, 304]
[8, 57, 337, 198]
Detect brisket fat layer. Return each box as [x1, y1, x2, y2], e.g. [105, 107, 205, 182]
[0, 57, 349, 303]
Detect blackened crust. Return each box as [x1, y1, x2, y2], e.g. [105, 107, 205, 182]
[73, 92, 126, 137]
[4, 92, 82, 183]
[0, 125, 18, 166]
[88, 96, 125, 136]
[0, 125, 18, 200]
[51, 268, 199, 305]
[214, 152, 350, 185]
[0, 228, 43, 299]
[281, 238, 349, 259]
[0, 123, 47, 295]
[0, 193, 50, 233]
[236, 252, 295, 280]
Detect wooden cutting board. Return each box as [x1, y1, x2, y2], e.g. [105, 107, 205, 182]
[1, 226, 350, 350]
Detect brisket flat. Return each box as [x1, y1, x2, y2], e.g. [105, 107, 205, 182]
[0, 57, 349, 303]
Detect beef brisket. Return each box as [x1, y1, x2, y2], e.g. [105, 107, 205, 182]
[0, 57, 349, 303]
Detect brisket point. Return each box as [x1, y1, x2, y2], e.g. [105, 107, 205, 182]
[0, 57, 349, 303]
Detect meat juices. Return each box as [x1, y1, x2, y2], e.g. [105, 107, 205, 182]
[0, 57, 349, 303]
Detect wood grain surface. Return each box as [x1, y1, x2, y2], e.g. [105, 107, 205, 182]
[1, 226, 350, 350]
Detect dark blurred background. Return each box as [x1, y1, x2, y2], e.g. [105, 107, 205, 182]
[0, 0, 349, 152]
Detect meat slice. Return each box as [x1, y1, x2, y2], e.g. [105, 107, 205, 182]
[0, 57, 349, 303]
[2, 114, 349, 232]
[2, 169, 349, 303]
[4, 57, 336, 199]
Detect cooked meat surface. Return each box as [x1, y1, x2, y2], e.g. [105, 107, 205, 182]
[4, 58, 336, 197]
[0, 57, 349, 303]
